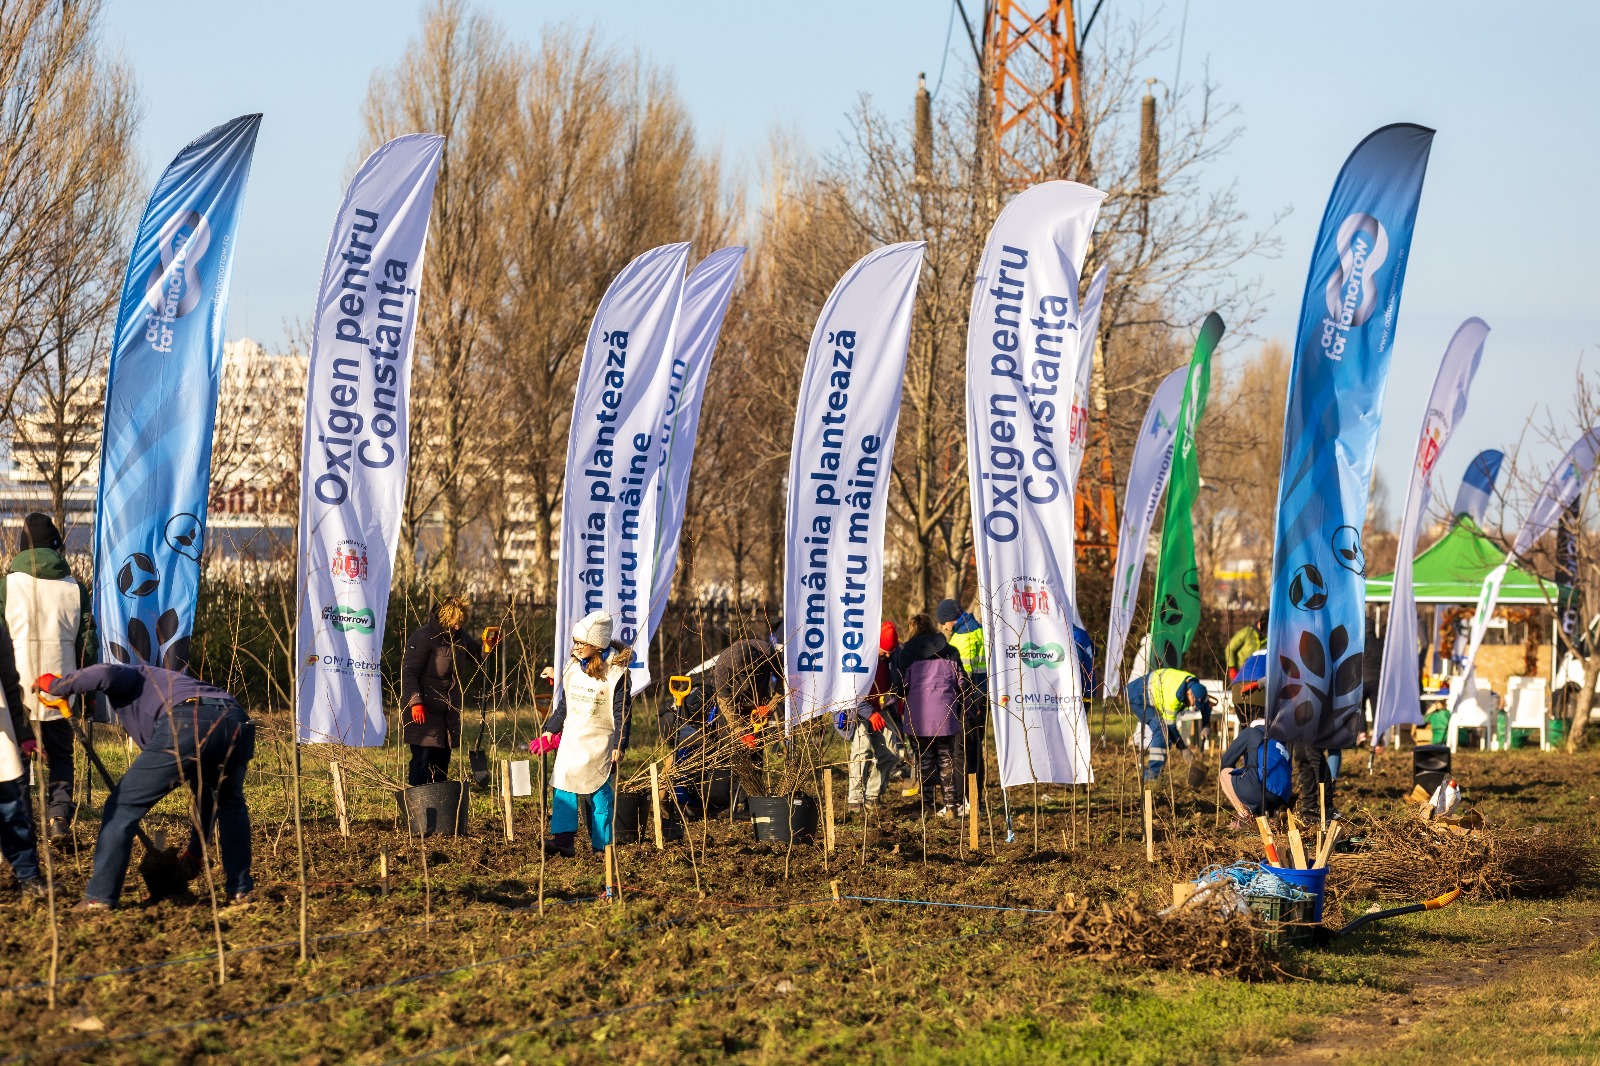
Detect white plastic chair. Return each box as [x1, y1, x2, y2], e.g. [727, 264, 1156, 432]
[1446, 677, 1493, 753]
[1200, 679, 1238, 746]
[1503, 676, 1551, 751]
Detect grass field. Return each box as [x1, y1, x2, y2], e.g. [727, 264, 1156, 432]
[2, 701, 1596, 1064]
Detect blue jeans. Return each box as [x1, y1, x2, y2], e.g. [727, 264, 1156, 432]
[550, 777, 615, 852]
[0, 776, 39, 883]
[86, 701, 255, 905]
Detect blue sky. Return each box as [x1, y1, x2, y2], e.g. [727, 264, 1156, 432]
[102, 0, 1600, 504]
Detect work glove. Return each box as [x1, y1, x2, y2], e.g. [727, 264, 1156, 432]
[32, 673, 58, 694]
[19, 739, 36, 757]
[834, 711, 849, 732]
[739, 733, 758, 751]
[1199, 725, 1212, 744]
[409, 704, 426, 724]
[869, 711, 886, 732]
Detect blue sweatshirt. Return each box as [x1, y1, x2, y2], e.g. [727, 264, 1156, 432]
[49, 664, 237, 749]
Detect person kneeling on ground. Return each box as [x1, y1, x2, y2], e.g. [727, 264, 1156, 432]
[38, 664, 255, 910]
[0, 619, 44, 899]
[537, 611, 631, 859]
[1217, 716, 1291, 829]
[1126, 667, 1212, 783]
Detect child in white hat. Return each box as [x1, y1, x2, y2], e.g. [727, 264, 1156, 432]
[535, 610, 632, 857]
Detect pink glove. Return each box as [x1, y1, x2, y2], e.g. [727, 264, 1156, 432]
[19, 739, 37, 757]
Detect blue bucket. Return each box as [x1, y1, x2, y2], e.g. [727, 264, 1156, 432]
[1262, 862, 1328, 923]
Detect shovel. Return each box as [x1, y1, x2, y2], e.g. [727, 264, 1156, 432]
[45, 692, 195, 901]
[1317, 885, 1463, 943]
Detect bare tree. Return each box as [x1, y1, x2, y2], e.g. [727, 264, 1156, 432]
[363, 0, 519, 578]
[1, 0, 140, 519]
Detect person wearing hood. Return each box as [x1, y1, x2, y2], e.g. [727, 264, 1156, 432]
[3, 513, 96, 842]
[400, 596, 497, 787]
[893, 612, 980, 817]
[1216, 716, 1291, 829]
[711, 637, 784, 797]
[846, 619, 904, 810]
[936, 599, 987, 795]
[536, 611, 632, 858]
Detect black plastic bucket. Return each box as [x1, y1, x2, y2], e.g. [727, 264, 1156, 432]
[396, 781, 469, 837]
[749, 794, 817, 844]
[612, 789, 649, 845]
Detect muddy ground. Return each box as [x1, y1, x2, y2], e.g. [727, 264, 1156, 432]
[1, 719, 1596, 1063]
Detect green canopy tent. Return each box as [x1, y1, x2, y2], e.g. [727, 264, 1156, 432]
[1367, 516, 1566, 688]
[1366, 516, 1560, 605]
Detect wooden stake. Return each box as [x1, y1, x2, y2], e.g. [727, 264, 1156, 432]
[1286, 817, 1308, 870]
[1313, 822, 1342, 868]
[830, 879, 841, 903]
[329, 761, 350, 838]
[1319, 781, 1328, 830]
[967, 773, 979, 852]
[822, 768, 835, 855]
[501, 761, 514, 843]
[649, 762, 665, 851]
[604, 843, 616, 901]
[379, 850, 389, 897]
[1142, 788, 1155, 863]
[1255, 816, 1281, 865]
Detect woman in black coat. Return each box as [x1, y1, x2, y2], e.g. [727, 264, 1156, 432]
[400, 597, 494, 786]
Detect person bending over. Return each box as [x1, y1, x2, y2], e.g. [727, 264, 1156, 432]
[1125, 667, 1212, 783]
[39, 664, 255, 910]
[1217, 716, 1291, 829]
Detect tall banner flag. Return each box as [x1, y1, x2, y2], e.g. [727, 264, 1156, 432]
[554, 243, 691, 704]
[1147, 313, 1224, 668]
[1265, 124, 1434, 747]
[646, 246, 746, 643]
[1065, 265, 1109, 629]
[1454, 426, 1600, 704]
[783, 242, 925, 724]
[1372, 318, 1489, 741]
[295, 135, 445, 745]
[1102, 367, 1188, 696]
[1064, 265, 1110, 490]
[966, 180, 1106, 787]
[94, 115, 261, 669]
[1452, 448, 1504, 523]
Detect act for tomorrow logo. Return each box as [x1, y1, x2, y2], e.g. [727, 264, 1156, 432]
[1319, 211, 1388, 361]
[1009, 642, 1065, 669]
[142, 208, 212, 353]
[321, 603, 374, 633]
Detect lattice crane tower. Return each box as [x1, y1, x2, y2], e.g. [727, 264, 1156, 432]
[984, 1, 1118, 564]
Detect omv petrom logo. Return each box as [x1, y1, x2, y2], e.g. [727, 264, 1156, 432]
[1318, 211, 1388, 362]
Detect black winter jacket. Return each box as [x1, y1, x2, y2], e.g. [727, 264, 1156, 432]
[400, 619, 485, 748]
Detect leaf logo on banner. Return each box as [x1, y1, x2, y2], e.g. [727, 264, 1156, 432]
[1276, 624, 1362, 727]
[1288, 564, 1328, 611]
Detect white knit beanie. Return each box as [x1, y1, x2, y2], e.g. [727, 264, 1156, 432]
[571, 610, 614, 650]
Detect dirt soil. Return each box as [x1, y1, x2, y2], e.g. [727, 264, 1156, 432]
[2, 724, 1596, 1063]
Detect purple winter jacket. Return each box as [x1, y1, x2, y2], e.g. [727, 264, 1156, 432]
[891, 631, 974, 738]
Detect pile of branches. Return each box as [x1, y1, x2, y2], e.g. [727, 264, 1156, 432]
[1331, 814, 1593, 903]
[1033, 897, 1287, 981]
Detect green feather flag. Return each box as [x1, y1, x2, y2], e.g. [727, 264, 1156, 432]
[1149, 312, 1225, 669]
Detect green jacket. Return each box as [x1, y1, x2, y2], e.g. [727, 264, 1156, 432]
[1, 547, 97, 669]
[1225, 625, 1263, 671]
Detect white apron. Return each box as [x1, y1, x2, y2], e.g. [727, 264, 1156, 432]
[551, 660, 624, 795]
[6, 570, 83, 722]
[0, 710, 21, 783]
